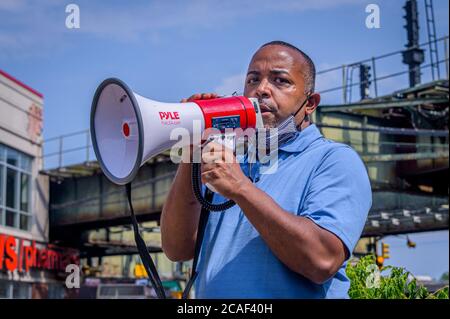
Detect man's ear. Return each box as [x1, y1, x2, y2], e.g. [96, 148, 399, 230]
[305, 93, 320, 116]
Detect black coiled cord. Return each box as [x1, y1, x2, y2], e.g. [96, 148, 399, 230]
[191, 163, 236, 211]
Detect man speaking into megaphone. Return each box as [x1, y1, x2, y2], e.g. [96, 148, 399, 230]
[161, 41, 372, 298]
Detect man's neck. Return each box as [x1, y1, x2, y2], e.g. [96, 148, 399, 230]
[298, 120, 311, 132]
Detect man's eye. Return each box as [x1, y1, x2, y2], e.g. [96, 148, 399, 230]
[247, 78, 259, 84]
[274, 77, 290, 84]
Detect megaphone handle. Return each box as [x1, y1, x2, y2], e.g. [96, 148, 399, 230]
[203, 132, 236, 151]
[203, 132, 236, 194]
[191, 162, 236, 212]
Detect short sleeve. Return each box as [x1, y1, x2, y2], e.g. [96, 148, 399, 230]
[298, 145, 372, 255]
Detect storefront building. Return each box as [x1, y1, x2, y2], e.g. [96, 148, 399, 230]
[0, 69, 78, 298]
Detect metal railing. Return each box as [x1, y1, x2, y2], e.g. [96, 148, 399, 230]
[42, 129, 94, 170]
[317, 123, 449, 164]
[316, 35, 449, 104]
[50, 171, 176, 211]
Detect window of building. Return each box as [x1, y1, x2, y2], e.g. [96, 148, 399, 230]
[13, 281, 32, 299]
[48, 284, 65, 299]
[0, 281, 32, 299]
[0, 144, 32, 231]
[0, 281, 9, 298]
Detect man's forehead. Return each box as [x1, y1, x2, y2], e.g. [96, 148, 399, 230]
[248, 45, 305, 73]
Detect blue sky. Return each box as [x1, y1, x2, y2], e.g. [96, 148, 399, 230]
[382, 231, 448, 280]
[1, 0, 448, 279]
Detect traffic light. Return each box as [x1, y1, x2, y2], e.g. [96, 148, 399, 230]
[359, 64, 371, 100]
[381, 242, 390, 259]
[134, 264, 146, 278]
[403, 0, 420, 47]
[407, 237, 416, 248]
[402, 0, 424, 87]
[375, 242, 390, 268]
[376, 255, 385, 268]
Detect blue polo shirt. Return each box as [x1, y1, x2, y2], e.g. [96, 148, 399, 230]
[195, 124, 372, 298]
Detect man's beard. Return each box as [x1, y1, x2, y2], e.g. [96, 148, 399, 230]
[258, 98, 279, 128]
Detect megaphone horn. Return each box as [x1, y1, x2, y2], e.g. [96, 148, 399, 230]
[90, 78, 262, 185]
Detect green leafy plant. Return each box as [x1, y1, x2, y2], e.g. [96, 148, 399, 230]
[346, 255, 449, 299]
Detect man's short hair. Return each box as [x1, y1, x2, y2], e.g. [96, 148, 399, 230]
[260, 40, 316, 93]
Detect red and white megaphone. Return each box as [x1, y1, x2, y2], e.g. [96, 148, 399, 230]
[90, 78, 263, 185]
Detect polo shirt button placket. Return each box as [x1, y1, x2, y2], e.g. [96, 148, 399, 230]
[253, 162, 261, 183]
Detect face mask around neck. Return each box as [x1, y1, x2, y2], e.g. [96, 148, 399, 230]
[263, 94, 311, 150]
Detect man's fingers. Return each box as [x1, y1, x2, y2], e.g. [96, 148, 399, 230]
[189, 93, 202, 101]
[202, 151, 223, 164]
[181, 93, 219, 103]
[202, 141, 222, 153]
[202, 141, 236, 165]
[201, 171, 213, 184]
[201, 93, 219, 99]
[185, 93, 219, 102]
[202, 142, 226, 161]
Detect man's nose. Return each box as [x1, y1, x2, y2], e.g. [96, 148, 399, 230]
[255, 78, 271, 99]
